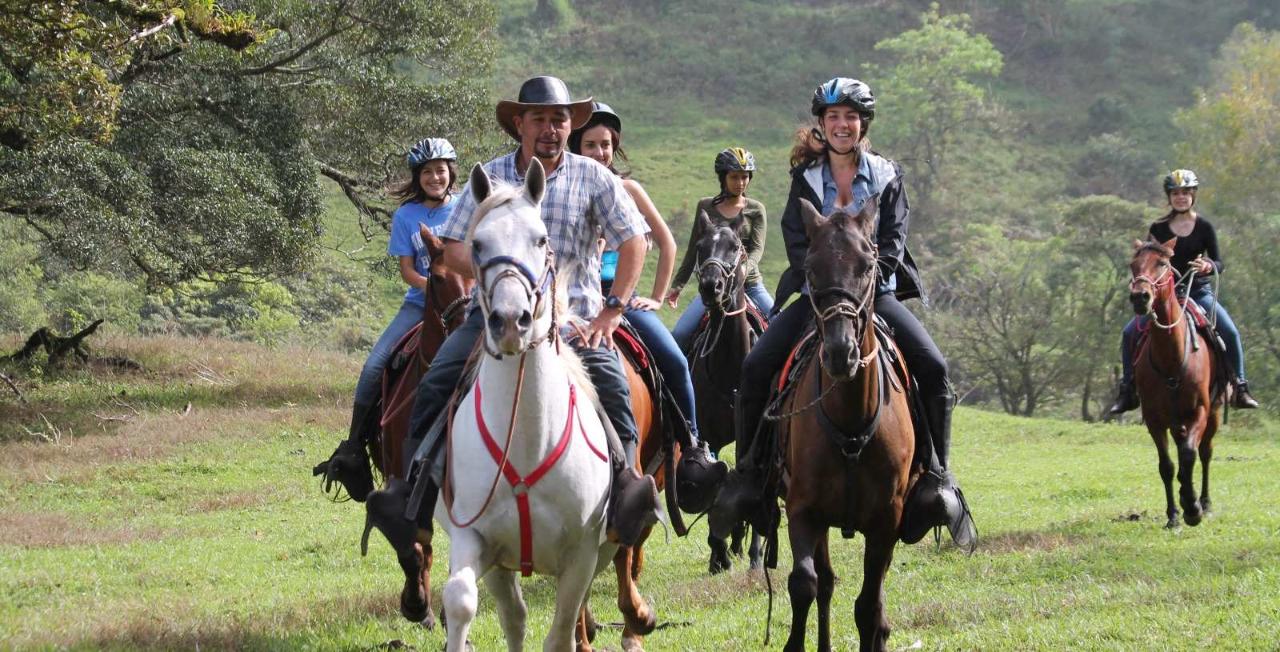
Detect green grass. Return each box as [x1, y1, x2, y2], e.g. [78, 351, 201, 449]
[3, 338, 1279, 650]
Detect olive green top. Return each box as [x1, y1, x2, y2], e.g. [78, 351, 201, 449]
[673, 196, 767, 288]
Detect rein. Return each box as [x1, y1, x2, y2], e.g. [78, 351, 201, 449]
[694, 247, 748, 359]
[1131, 263, 1195, 330]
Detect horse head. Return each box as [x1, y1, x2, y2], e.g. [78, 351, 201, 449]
[1129, 236, 1177, 317]
[420, 223, 473, 329]
[800, 197, 880, 381]
[466, 159, 554, 357]
[694, 210, 746, 314]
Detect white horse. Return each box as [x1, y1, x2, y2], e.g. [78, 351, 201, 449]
[438, 160, 616, 652]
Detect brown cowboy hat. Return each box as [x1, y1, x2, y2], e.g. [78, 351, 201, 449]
[495, 76, 594, 141]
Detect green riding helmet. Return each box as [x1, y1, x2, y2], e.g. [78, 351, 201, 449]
[715, 147, 756, 175]
[1163, 169, 1199, 194]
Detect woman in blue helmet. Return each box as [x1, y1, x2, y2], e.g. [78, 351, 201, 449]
[714, 78, 976, 549]
[570, 102, 727, 513]
[1108, 169, 1259, 414]
[315, 137, 461, 502]
[668, 147, 774, 350]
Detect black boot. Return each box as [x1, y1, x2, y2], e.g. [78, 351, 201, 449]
[610, 437, 661, 547]
[675, 433, 728, 514]
[900, 395, 977, 553]
[1233, 379, 1259, 409]
[1107, 379, 1139, 416]
[313, 402, 377, 502]
[708, 394, 767, 539]
[361, 478, 428, 623]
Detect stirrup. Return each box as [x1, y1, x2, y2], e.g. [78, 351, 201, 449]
[900, 470, 976, 553]
[313, 438, 374, 502]
[1232, 382, 1259, 409]
[1107, 383, 1139, 415]
[675, 442, 728, 514]
[609, 467, 660, 547]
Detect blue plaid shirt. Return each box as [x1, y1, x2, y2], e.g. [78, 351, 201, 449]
[439, 149, 649, 319]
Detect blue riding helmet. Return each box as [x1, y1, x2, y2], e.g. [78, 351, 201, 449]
[407, 138, 457, 167]
[811, 77, 876, 120]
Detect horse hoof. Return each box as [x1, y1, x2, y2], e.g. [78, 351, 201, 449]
[625, 607, 657, 637]
[1184, 510, 1203, 527]
[708, 556, 730, 575]
[400, 586, 428, 624]
[622, 636, 645, 652]
[1164, 519, 1178, 530]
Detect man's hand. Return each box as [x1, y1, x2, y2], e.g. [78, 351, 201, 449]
[581, 307, 624, 349]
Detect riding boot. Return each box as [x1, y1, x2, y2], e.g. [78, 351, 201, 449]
[675, 436, 728, 515]
[312, 402, 377, 502]
[599, 405, 660, 547]
[708, 393, 768, 539]
[899, 395, 977, 553]
[1232, 379, 1260, 409]
[1107, 379, 1140, 415]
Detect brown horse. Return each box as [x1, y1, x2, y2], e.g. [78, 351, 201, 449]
[367, 224, 471, 629]
[684, 211, 765, 574]
[775, 199, 918, 652]
[1128, 237, 1223, 529]
[577, 336, 667, 652]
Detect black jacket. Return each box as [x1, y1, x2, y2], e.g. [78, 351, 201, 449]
[773, 154, 925, 313]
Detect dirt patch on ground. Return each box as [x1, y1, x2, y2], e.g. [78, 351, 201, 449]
[0, 405, 346, 486]
[0, 511, 168, 548]
[192, 488, 279, 513]
[979, 529, 1077, 554]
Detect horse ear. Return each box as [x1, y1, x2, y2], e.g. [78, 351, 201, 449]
[1161, 236, 1177, 251]
[1132, 239, 1144, 251]
[470, 163, 491, 204]
[420, 223, 444, 255]
[853, 193, 880, 240]
[696, 209, 714, 234]
[525, 158, 546, 205]
[799, 198, 828, 239]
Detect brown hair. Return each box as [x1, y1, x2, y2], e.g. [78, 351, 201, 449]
[568, 120, 630, 177]
[391, 160, 460, 205]
[788, 125, 870, 170]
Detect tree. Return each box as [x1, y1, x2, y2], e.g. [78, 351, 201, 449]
[1, 0, 497, 289]
[866, 4, 1003, 208]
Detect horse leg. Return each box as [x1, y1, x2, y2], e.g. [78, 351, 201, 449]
[784, 516, 822, 652]
[483, 568, 527, 652]
[854, 531, 897, 652]
[1177, 420, 1205, 526]
[730, 521, 746, 557]
[1149, 426, 1179, 528]
[748, 527, 764, 570]
[545, 540, 601, 652]
[1199, 412, 1218, 514]
[614, 538, 656, 652]
[419, 539, 436, 630]
[815, 532, 836, 652]
[442, 530, 484, 652]
[576, 604, 593, 652]
[708, 533, 732, 574]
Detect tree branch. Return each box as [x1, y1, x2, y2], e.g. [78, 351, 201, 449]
[317, 162, 392, 239]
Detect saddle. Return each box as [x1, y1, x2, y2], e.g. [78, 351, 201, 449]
[380, 322, 429, 456]
[683, 299, 768, 357]
[1134, 300, 1231, 403]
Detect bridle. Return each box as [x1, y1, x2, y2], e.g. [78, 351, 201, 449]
[473, 247, 560, 358]
[693, 244, 748, 359]
[1129, 256, 1194, 331]
[426, 271, 472, 331]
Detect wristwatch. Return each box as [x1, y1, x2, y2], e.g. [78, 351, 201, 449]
[604, 295, 626, 312]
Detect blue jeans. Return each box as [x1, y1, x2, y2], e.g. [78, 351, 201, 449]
[624, 307, 700, 441]
[672, 281, 774, 350]
[1119, 286, 1246, 383]
[354, 301, 422, 406]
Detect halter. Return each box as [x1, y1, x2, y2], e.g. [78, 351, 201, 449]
[1129, 259, 1194, 331]
[473, 248, 559, 358]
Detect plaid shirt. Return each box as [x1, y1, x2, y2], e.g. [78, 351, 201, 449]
[439, 149, 649, 319]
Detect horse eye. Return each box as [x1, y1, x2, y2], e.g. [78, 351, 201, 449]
[472, 241, 484, 254]
[537, 236, 548, 248]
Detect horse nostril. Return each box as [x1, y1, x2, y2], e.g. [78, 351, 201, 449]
[517, 310, 533, 330]
[487, 312, 506, 333]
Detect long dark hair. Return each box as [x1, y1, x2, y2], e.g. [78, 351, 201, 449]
[789, 125, 867, 170]
[568, 119, 630, 177]
[390, 160, 459, 205]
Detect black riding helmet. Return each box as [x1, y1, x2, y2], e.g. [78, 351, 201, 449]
[811, 77, 876, 119]
[714, 147, 756, 174]
[588, 101, 622, 133]
[1163, 168, 1199, 194]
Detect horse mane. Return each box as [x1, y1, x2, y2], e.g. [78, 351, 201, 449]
[463, 182, 527, 245]
[1135, 239, 1174, 258]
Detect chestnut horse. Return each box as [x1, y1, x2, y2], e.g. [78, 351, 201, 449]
[1128, 237, 1223, 529]
[776, 199, 918, 652]
[365, 224, 471, 630]
[683, 211, 765, 574]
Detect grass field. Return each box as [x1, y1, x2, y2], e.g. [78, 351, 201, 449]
[2, 337, 1278, 651]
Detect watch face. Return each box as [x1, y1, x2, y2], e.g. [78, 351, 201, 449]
[606, 295, 624, 309]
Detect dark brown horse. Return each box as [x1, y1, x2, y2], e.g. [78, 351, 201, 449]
[1128, 237, 1223, 529]
[368, 224, 471, 629]
[775, 199, 918, 652]
[684, 210, 765, 574]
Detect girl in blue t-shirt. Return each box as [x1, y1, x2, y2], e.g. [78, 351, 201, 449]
[316, 137, 459, 501]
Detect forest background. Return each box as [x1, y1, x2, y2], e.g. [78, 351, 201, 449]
[3, 0, 1279, 422]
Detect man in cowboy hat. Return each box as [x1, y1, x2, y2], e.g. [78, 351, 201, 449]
[364, 76, 675, 568]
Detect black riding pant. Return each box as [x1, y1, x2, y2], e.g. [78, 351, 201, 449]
[874, 294, 949, 400]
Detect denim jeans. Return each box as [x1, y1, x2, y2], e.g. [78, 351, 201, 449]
[672, 281, 774, 350]
[354, 301, 422, 406]
[624, 306, 700, 440]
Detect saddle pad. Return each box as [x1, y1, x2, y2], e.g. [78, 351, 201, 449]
[777, 328, 819, 394]
[612, 322, 650, 370]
